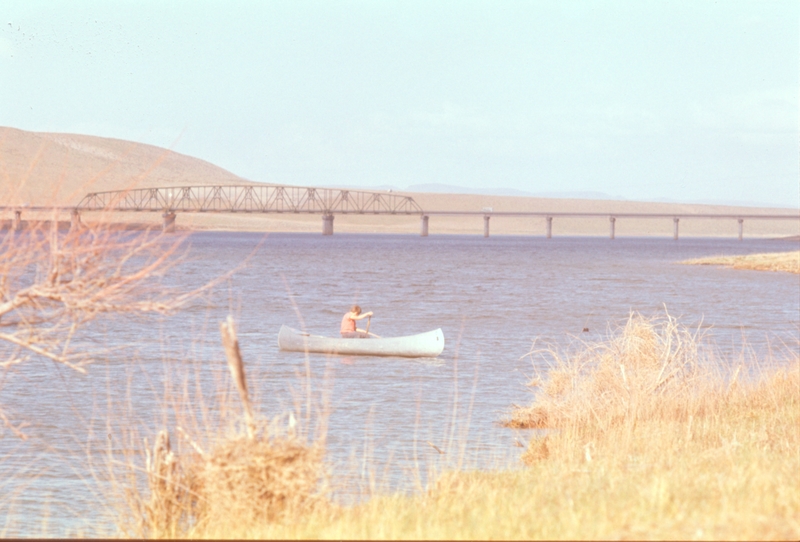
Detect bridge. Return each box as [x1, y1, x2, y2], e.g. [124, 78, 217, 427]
[2, 184, 798, 239]
[75, 185, 423, 234]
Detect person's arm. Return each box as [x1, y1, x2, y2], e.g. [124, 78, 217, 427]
[353, 311, 373, 321]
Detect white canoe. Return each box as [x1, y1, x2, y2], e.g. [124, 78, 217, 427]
[277, 325, 445, 358]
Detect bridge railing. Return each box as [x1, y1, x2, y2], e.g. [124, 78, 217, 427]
[76, 185, 423, 214]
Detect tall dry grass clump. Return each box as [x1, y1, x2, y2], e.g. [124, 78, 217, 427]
[188, 435, 323, 526]
[128, 427, 325, 538]
[108, 317, 327, 539]
[506, 311, 799, 466]
[507, 311, 711, 437]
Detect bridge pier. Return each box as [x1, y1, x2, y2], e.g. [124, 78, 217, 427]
[322, 214, 334, 235]
[162, 212, 177, 233]
[483, 215, 490, 238]
[546, 216, 553, 239]
[420, 215, 429, 237]
[738, 218, 743, 241]
[13, 210, 22, 231]
[70, 209, 82, 231]
[673, 217, 680, 240]
[609, 216, 616, 239]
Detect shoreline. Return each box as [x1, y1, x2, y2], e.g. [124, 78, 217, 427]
[682, 251, 800, 274]
[3, 218, 799, 241]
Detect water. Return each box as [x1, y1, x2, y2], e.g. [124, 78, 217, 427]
[2, 233, 798, 536]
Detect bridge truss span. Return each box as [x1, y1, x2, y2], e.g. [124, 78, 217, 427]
[76, 185, 424, 215]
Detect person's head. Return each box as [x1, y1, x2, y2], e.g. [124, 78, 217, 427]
[350, 305, 361, 315]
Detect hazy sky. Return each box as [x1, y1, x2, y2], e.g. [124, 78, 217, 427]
[1, 1, 798, 206]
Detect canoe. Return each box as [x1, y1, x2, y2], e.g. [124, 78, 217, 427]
[277, 325, 445, 358]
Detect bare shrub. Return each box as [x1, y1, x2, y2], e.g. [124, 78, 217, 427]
[0, 217, 211, 438]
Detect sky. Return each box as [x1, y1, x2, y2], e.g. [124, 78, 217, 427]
[1, 1, 798, 207]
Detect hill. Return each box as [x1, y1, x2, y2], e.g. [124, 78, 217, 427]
[1, 126, 797, 238]
[0, 126, 260, 207]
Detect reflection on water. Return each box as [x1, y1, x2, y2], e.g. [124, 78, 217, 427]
[1, 234, 798, 535]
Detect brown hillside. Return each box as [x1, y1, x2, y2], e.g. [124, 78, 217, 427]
[1, 126, 797, 237]
[0, 126, 261, 206]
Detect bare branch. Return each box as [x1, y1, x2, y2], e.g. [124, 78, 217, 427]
[0, 221, 219, 435]
[0, 331, 88, 373]
[0, 407, 30, 440]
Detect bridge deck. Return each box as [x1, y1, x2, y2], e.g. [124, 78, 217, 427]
[423, 211, 799, 219]
[1, 185, 797, 238]
[1, 206, 797, 220]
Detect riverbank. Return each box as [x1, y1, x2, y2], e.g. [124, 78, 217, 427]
[113, 313, 799, 539]
[4, 211, 799, 239]
[683, 250, 800, 274]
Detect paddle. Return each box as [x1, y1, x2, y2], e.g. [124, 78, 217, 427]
[364, 316, 380, 338]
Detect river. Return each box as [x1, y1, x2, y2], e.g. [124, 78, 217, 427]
[1, 233, 798, 536]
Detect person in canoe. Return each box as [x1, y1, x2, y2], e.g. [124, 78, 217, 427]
[341, 305, 375, 338]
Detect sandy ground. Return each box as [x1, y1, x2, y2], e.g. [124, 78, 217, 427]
[2, 126, 798, 238]
[682, 251, 800, 274]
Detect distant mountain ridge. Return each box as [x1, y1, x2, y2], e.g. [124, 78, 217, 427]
[337, 182, 793, 209]
[406, 183, 622, 201]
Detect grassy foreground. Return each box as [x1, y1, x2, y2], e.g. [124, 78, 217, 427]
[682, 250, 800, 274]
[117, 313, 799, 540]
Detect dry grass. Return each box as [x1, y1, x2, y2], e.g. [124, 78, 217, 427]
[190, 436, 324, 525]
[682, 250, 800, 274]
[187, 357, 799, 540]
[493, 312, 800, 539]
[122, 427, 325, 538]
[118, 312, 799, 539]
[105, 317, 328, 539]
[506, 311, 710, 432]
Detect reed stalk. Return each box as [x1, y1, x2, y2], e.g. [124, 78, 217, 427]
[219, 315, 255, 440]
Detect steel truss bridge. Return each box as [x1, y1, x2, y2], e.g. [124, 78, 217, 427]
[76, 185, 423, 215]
[1, 184, 797, 238]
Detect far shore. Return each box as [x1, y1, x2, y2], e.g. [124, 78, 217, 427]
[3, 127, 799, 238]
[3, 211, 800, 239]
[683, 251, 800, 274]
